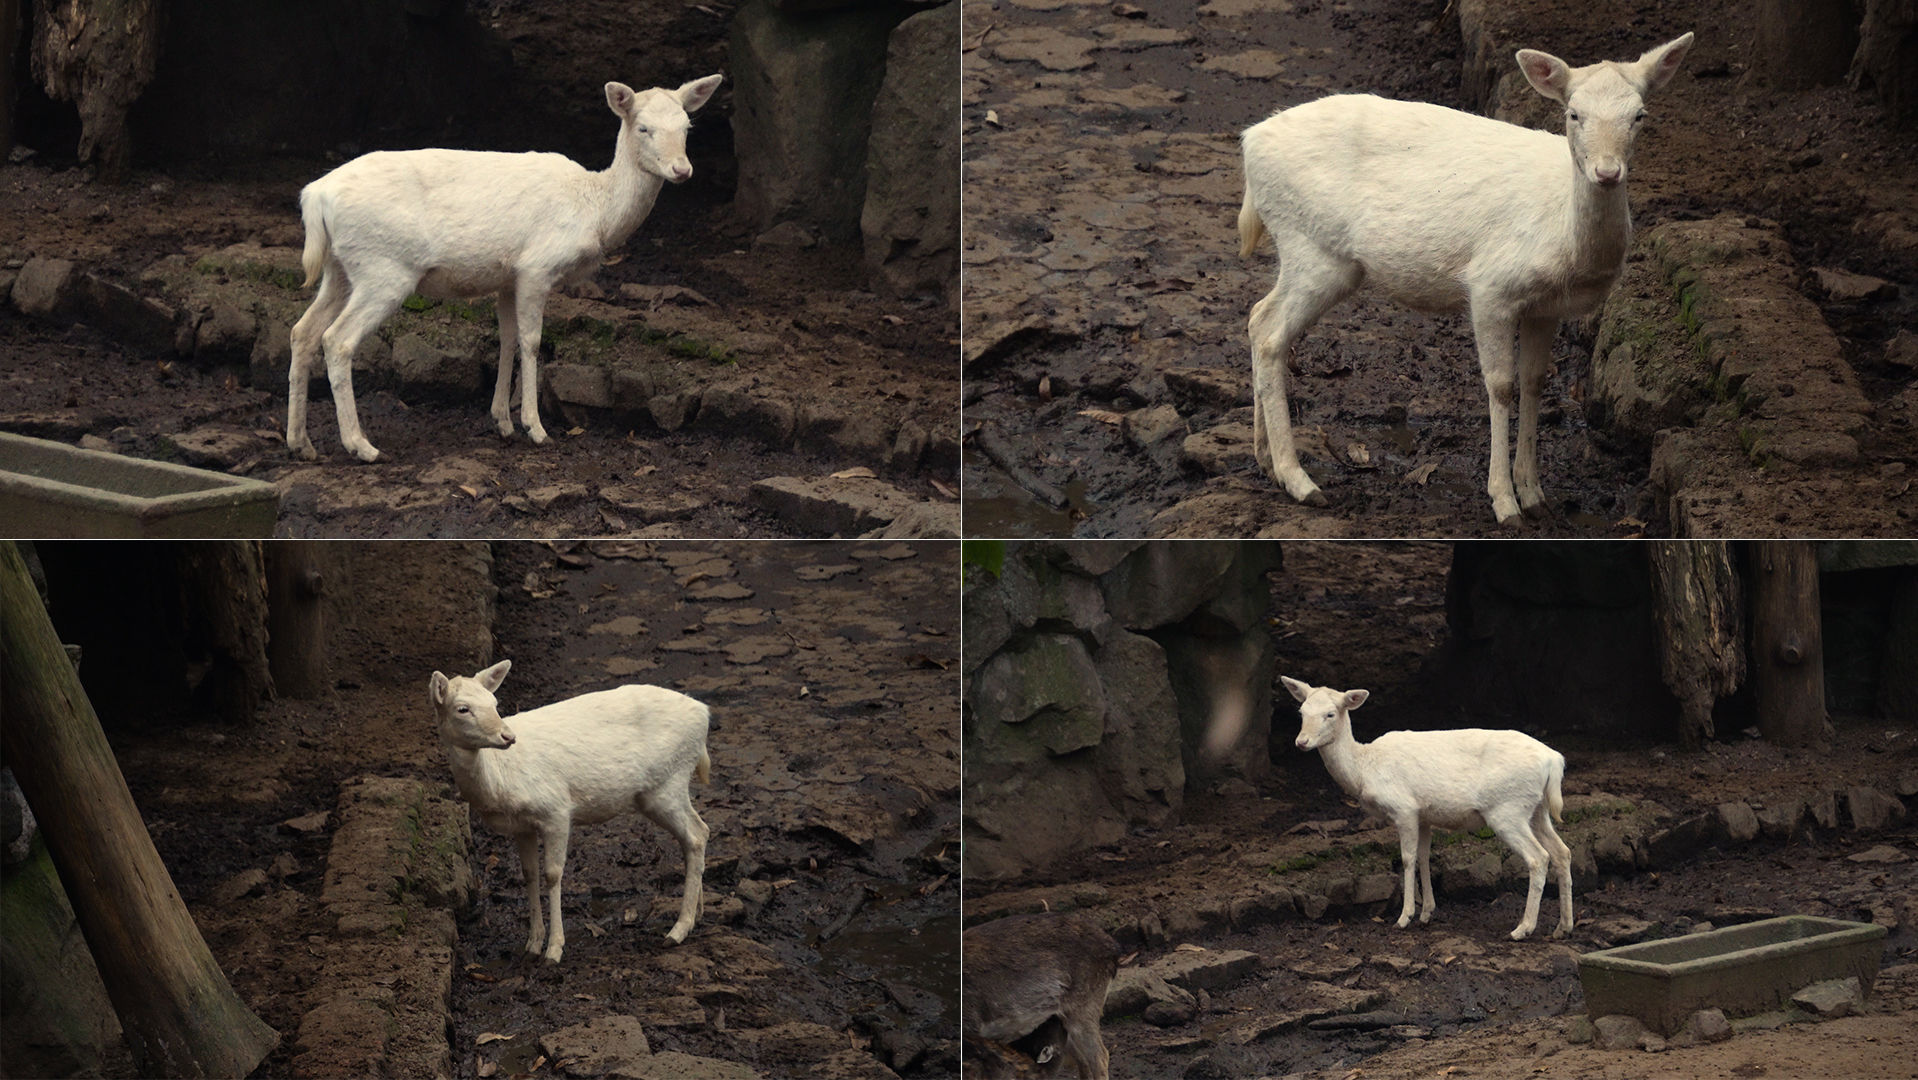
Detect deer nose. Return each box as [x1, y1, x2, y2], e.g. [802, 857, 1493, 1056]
[1594, 163, 1623, 186]
[669, 162, 692, 183]
[498, 730, 516, 747]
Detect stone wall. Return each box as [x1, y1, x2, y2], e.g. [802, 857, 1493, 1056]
[963, 541, 1282, 881]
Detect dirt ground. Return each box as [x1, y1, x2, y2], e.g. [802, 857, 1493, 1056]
[964, 542, 1918, 1078]
[91, 540, 960, 1078]
[0, 1, 957, 538]
[960, 0, 1918, 538]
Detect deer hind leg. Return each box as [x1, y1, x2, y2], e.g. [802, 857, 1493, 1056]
[1485, 804, 1550, 940]
[1249, 242, 1359, 507]
[287, 268, 347, 461]
[638, 783, 708, 944]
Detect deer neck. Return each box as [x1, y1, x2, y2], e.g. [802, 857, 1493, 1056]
[596, 123, 666, 253]
[1314, 715, 1371, 801]
[443, 739, 510, 808]
[1567, 164, 1633, 276]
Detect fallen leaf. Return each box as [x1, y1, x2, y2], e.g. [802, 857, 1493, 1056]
[582, 921, 604, 938]
[475, 1032, 515, 1046]
[252, 428, 281, 441]
[575, 993, 597, 1001]
[881, 314, 905, 326]
[623, 907, 639, 925]
[905, 653, 950, 670]
[532, 1055, 546, 1072]
[984, 108, 1002, 126]
[1614, 516, 1647, 529]
[832, 467, 878, 480]
[1406, 462, 1438, 485]
[1175, 943, 1206, 953]
[1078, 408, 1125, 425]
[567, 426, 586, 437]
[467, 969, 499, 983]
[1344, 441, 1372, 466]
[459, 484, 481, 498]
[1038, 374, 1053, 401]
[798, 684, 810, 698]
[477, 1062, 498, 1078]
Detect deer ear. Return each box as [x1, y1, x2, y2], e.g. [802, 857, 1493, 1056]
[677, 73, 723, 114]
[430, 671, 449, 705]
[1344, 689, 1370, 710]
[605, 81, 635, 116]
[1636, 32, 1694, 94]
[475, 660, 511, 692]
[1516, 48, 1571, 103]
[1281, 676, 1311, 703]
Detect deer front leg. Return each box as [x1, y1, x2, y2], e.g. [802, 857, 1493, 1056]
[514, 832, 545, 957]
[1471, 306, 1522, 524]
[1513, 316, 1554, 517]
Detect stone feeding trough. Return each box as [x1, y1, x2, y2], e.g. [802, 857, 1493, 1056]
[1577, 915, 1887, 1034]
[0, 431, 280, 537]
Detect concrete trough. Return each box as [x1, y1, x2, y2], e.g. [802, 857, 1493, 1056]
[1577, 915, 1886, 1034]
[0, 431, 279, 538]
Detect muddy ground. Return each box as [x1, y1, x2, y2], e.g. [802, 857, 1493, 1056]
[91, 540, 959, 1078]
[960, 0, 1918, 538]
[0, 1, 957, 538]
[965, 542, 1918, 1078]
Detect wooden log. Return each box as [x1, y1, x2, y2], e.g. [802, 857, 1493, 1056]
[175, 542, 274, 722]
[266, 541, 329, 699]
[29, 0, 162, 182]
[1647, 541, 1745, 747]
[1749, 541, 1829, 747]
[0, 541, 280, 1078]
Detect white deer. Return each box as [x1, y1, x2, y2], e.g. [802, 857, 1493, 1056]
[1283, 676, 1573, 940]
[429, 661, 711, 963]
[1238, 34, 1693, 523]
[288, 74, 723, 462]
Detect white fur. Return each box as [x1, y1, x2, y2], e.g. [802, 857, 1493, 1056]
[1282, 676, 1573, 941]
[429, 660, 712, 962]
[288, 74, 724, 462]
[1238, 34, 1692, 523]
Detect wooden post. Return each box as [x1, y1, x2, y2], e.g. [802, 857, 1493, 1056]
[266, 541, 329, 699]
[1647, 542, 1746, 747]
[0, 542, 280, 1078]
[1749, 541, 1829, 747]
[29, 0, 163, 182]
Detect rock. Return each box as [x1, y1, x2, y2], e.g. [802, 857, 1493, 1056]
[78, 274, 176, 354]
[730, 0, 900, 241]
[1888, 329, 1918, 369]
[633, 996, 706, 1029]
[282, 811, 330, 834]
[885, 421, 928, 474]
[752, 221, 818, 249]
[1161, 366, 1250, 410]
[861, 0, 958, 300]
[540, 1015, 652, 1076]
[748, 474, 923, 536]
[736, 878, 774, 907]
[1142, 999, 1195, 1026]
[525, 484, 591, 512]
[194, 299, 257, 362]
[1181, 422, 1254, 475]
[1845, 844, 1908, 864]
[1592, 1013, 1648, 1050]
[77, 434, 115, 453]
[598, 486, 711, 524]
[389, 333, 480, 395]
[970, 633, 1106, 759]
[11, 257, 82, 318]
[545, 362, 614, 409]
[1756, 797, 1806, 840]
[1680, 1008, 1732, 1044]
[1150, 947, 1260, 994]
[210, 867, 269, 905]
[648, 391, 700, 433]
[626, 1050, 759, 1079]
[858, 499, 959, 539]
[1565, 1015, 1593, 1044]
[1307, 1011, 1405, 1032]
[1353, 872, 1398, 904]
[1808, 789, 1840, 829]
[1103, 966, 1196, 1020]
[1717, 801, 1760, 843]
[163, 425, 261, 470]
[250, 320, 295, 389]
[1846, 786, 1907, 831]
[1639, 1032, 1667, 1052]
[1123, 404, 1185, 448]
[1791, 976, 1861, 1018]
[1814, 267, 1897, 301]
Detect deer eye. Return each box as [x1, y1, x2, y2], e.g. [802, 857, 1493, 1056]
[1567, 111, 1582, 123]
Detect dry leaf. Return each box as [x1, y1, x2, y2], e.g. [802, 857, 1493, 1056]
[831, 467, 878, 480]
[881, 314, 905, 326]
[575, 993, 597, 1001]
[475, 1032, 515, 1046]
[1038, 374, 1053, 401]
[984, 108, 1002, 126]
[467, 969, 499, 983]
[253, 428, 281, 441]
[567, 426, 586, 437]
[1614, 516, 1647, 529]
[623, 907, 639, 925]
[583, 921, 604, 938]
[1175, 943, 1206, 953]
[1406, 462, 1438, 485]
[477, 1062, 499, 1078]
[1344, 441, 1372, 466]
[1078, 408, 1125, 425]
[532, 1056, 547, 1072]
[798, 684, 810, 698]
[459, 483, 480, 498]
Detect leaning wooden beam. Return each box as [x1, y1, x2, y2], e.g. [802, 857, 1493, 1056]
[0, 541, 280, 1078]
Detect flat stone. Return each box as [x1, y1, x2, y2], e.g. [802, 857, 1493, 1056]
[1814, 267, 1897, 301]
[11, 256, 81, 318]
[163, 425, 261, 470]
[749, 475, 921, 536]
[1846, 786, 1907, 831]
[1307, 1010, 1405, 1032]
[1684, 1008, 1732, 1044]
[633, 996, 706, 1029]
[526, 483, 591, 512]
[1142, 999, 1195, 1026]
[283, 811, 331, 834]
[1104, 967, 1195, 1019]
[626, 1051, 759, 1080]
[1792, 977, 1861, 1018]
[1124, 404, 1185, 448]
[1353, 872, 1398, 904]
[1845, 844, 1908, 864]
[1592, 1013, 1648, 1050]
[1288, 956, 1361, 981]
[1181, 422, 1255, 475]
[546, 362, 614, 408]
[541, 1015, 652, 1077]
[599, 486, 711, 524]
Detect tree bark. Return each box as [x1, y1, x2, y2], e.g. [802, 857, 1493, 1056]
[174, 542, 273, 722]
[1749, 541, 1830, 747]
[1647, 541, 1746, 748]
[30, 0, 164, 181]
[0, 541, 280, 1078]
[1752, 0, 1860, 89]
[266, 541, 329, 699]
[1850, 0, 1918, 128]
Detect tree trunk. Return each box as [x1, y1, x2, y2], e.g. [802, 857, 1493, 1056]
[1752, 0, 1860, 89]
[174, 542, 273, 722]
[1647, 542, 1746, 748]
[30, 0, 164, 181]
[1749, 541, 1829, 747]
[266, 541, 329, 699]
[0, 541, 280, 1078]
[1850, 0, 1918, 128]
[1, 0, 21, 153]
